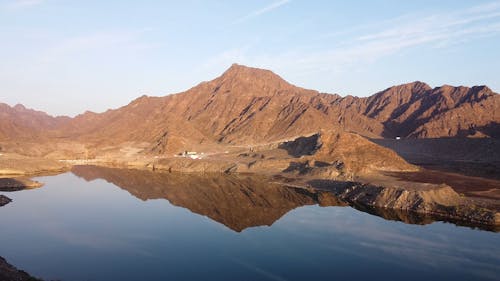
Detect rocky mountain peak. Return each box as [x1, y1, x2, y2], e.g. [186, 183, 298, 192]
[386, 81, 431, 95]
[212, 63, 293, 97]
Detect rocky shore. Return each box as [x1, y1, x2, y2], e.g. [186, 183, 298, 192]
[0, 177, 43, 191]
[0, 256, 41, 281]
[307, 179, 500, 229]
[0, 195, 11, 207]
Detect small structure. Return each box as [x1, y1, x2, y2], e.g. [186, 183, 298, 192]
[395, 136, 401, 140]
[181, 151, 201, 159]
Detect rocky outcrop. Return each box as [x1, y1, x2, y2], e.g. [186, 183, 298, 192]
[0, 256, 41, 281]
[309, 179, 500, 228]
[0, 178, 43, 191]
[0, 195, 11, 207]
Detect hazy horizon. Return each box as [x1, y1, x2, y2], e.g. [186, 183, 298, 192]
[2, 0, 500, 116]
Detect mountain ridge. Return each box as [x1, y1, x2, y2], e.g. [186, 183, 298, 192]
[1, 64, 498, 157]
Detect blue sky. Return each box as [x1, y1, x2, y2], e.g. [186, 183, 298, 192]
[1, 0, 500, 116]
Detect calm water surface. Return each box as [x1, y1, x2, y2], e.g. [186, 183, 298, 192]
[0, 169, 499, 281]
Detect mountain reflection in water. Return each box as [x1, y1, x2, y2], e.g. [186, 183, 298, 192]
[71, 165, 347, 232]
[1, 167, 499, 281]
[71, 166, 496, 232]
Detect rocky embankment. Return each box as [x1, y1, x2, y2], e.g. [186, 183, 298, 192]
[0, 256, 41, 281]
[309, 179, 500, 229]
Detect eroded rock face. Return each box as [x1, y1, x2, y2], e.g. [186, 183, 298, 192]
[355, 83, 499, 138]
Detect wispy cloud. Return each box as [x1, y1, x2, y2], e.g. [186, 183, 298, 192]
[233, 0, 291, 24]
[209, 1, 500, 79]
[5, 0, 44, 9]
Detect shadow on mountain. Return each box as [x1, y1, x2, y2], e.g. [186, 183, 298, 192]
[371, 137, 500, 180]
[277, 134, 321, 157]
[459, 121, 500, 139]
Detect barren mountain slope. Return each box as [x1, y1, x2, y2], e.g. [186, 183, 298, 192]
[1, 64, 498, 158]
[53, 64, 390, 153]
[0, 103, 69, 142]
[356, 83, 499, 138]
[50, 65, 342, 154]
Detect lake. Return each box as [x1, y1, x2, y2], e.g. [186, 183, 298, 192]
[0, 166, 499, 281]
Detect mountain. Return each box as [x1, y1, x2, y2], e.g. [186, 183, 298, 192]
[61, 64, 499, 148]
[357, 83, 499, 138]
[0, 103, 69, 142]
[62, 64, 345, 149]
[0, 64, 498, 158]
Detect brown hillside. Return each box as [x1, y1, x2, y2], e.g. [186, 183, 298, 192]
[0, 103, 69, 142]
[0, 64, 498, 158]
[357, 83, 499, 138]
[279, 131, 418, 177]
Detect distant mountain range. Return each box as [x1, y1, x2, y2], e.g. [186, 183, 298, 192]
[1, 64, 498, 156]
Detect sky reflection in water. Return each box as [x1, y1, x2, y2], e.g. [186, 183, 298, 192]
[0, 171, 499, 281]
